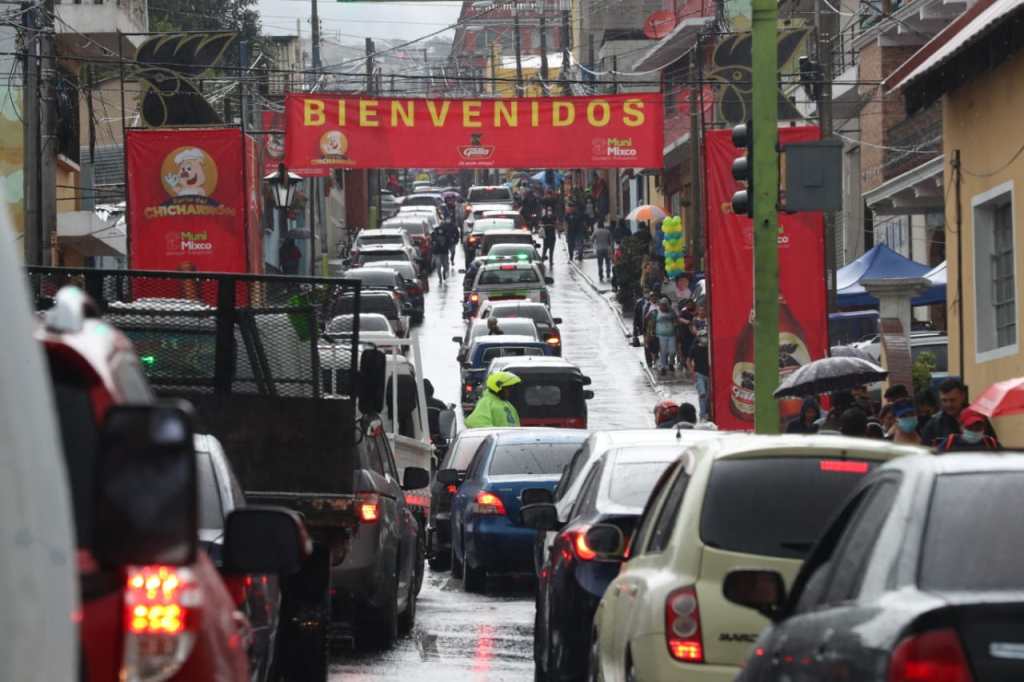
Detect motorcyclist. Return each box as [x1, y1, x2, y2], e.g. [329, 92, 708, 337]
[430, 223, 450, 282]
[465, 371, 521, 428]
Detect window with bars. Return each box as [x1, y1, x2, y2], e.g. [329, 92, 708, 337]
[973, 184, 1017, 359]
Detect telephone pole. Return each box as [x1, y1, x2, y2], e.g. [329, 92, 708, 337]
[366, 38, 380, 230]
[815, 0, 839, 313]
[512, 0, 524, 96]
[539, 10, 549, 83]
[751, 0, 780, 432]
[560, 4, 571, 94]
[23, 0, 56, 265]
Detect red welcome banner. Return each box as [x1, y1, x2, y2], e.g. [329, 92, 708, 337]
[284, 93, 664, 173]
[704, 126, 828, 431]
[127, 127, 260, 274]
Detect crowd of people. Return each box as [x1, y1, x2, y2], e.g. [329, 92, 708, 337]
[786, 377, 1002, 451]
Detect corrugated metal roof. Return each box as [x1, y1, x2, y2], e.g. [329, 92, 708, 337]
[893, 0, 1024, 90]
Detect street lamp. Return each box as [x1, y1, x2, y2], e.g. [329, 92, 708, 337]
[265, 162, 303, 216]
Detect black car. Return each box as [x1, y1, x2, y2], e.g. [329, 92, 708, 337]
[427, 427, 508, 570]
[331, 290, 408, 337]
[529, 444, 681, 682]
[342, 267, 418, 323]
[479, 300, 563, 354]
[729, 453, 1024, 682]
[374, 260, 426, 323]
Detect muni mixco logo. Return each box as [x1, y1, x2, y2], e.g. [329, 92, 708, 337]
[593, 136, 638, 159]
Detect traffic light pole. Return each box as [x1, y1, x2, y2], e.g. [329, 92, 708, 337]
[751, 0, 780, 433]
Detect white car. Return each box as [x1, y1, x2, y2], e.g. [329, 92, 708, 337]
[352, 228, 417, 262]
[590, 434, 925, 682]
[852, 330, 949, 377]
[465, 185, 515, 231]
[398, 206, 441, 229]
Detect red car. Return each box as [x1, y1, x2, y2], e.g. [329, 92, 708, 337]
[38, 287, 307, 682]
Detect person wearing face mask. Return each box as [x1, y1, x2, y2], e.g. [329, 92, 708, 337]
[936, 409, 1002, 452]
[890, 400, 921, 445]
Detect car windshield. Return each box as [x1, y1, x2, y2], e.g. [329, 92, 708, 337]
[379, 263, 416, 279]
[488, 442, 579, 475]
[404, 195, 439, 206]
[389, 222, 428, 235]
[361, 251, 408, 263]
[469, 188, 513, 203]
[345, 270, 397, 287]
[479, 268, 540, 285]
[358, 234, 403, 246]
[481, 346, 544, 362]
[334, 295, 397, 318]
[607, 459, 675, 509]
[700, 457, 878, 559]
[197, 452, 224, 531]
[326, 315, 390, 334]
[474, 320, 536, 338]
[919, 472, 1024, 590]
[513, 379, 584, 418]
[474, 220, 516, 233]
[489, 245, 534, 259]
[492, 306, 552, 325]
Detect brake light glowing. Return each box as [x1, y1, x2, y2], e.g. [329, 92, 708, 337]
[888, 628, 972, 682]
[546, 337, 561, 346]
[665, 587, 704, 663]
[357, 492, 381, 523]
[473, 491, 507, 515]
[470, 293, 480, 302]
[819, 460, 870, 474]
[468, 236, 479, 245]
[572, 528, 596, 561]
[446, 484, 459, 495]
[500, 264, 516, 270]
[122, 565, 200, 682]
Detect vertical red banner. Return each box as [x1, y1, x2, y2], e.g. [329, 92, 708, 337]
[244, 133, 264, 274]
[127, 127, 249, 273]
[704, 126, 828, 431]
[262, 109, 286, 176]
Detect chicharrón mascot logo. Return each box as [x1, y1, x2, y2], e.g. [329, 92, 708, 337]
[160, 146, 220, 205]
[320, 130, 348, 159]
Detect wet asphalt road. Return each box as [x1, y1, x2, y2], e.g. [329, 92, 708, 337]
[329, 238, 658, 680]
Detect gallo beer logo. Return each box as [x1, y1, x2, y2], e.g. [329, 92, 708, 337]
[458, 133, 495, 163]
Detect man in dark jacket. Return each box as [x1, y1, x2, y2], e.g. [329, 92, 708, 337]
[786, 398, 821, 434]
[936, 409, 1001, 452]
[921, 378, 967, 446]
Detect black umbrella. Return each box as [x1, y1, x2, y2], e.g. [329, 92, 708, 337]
[829, 345, 877, 363]
[773, 356, 888, 399]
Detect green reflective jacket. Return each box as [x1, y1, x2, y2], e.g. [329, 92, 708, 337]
[464, 389, 520, 428]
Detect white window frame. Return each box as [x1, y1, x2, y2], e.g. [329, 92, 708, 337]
[971, 180, 1019, 363]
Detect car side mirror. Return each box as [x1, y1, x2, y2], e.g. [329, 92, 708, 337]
[581, 376, 592, 386]
[436, 468, 462, 485]
[585, 524, 626, 560]
[94, 402, 198, 567]
[553, 317, 563, 324]
[223, 507, 311, 576]
[583, 390, 595, 400]
[544, 276, 555, 285]
[403, 466, 430, 490]
[722, 569, 787, 620]
[452, 336, 463, 344]
[521, 487, 553, 506]
[458, 268, 466, 274]
[521, 503, 559, 530]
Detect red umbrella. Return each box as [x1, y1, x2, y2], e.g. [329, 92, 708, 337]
[969, 377, 1024, 418]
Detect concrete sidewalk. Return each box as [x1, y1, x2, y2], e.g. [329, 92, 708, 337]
[570, 253, 700, 409]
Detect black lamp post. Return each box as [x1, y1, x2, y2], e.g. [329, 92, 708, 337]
[264, 162, 302, 231]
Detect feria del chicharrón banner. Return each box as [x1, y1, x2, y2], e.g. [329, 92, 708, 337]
[283, 93, 665, 173]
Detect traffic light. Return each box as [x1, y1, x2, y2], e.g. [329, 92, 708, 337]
[731, 121, 754, 218]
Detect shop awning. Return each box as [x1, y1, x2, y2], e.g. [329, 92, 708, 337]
[837, 243, 943, 307]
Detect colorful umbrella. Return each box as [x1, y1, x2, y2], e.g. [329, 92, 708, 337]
[969, 377, 1024, 418]
[626, 205, 668, 222]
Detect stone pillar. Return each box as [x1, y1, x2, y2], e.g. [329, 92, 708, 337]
[862, 276, 931, 389]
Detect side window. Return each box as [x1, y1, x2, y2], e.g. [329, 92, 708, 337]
[631, 461, 682, 555]
[554, 443, 589, 502]
[377, 435, 400, 480]
[363, 434, 387, 476]
[570, 460, 603, 519]
[821, 480, 900, 605]
[229, 470, 246, 507]
[645, 470, 691, 553]
[465, 438, 493, 481]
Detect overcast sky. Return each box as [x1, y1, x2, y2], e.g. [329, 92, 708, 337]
[257, 0, 463, 45]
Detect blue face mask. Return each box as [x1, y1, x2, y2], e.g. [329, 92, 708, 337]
[896, 416, 918, 434]
[961, 429, 985, 444]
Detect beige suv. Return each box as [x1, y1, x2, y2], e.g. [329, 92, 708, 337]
[589, 434, 926, 682]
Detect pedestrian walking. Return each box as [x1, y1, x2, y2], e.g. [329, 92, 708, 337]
[430, 224, 450, 283]
[592, 222, 612, 281]
[566, 205, 586, 262]
[851, 384, 879, 417]
[786, 398, 821, 434]
[890, 400, 922, 444]
[839, 407, 869, 437]
[643, 293, 661, 368]
[688, 303, 710, 420]
[655, 298, 677, 375]
[936, 409, 1002, 452]
[921, 378, 969, 446]
[444, 219, 460, 266]
[542, 213, 557, 268]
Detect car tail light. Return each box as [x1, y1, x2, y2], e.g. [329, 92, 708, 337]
[472, 491, 507, 515]
[123, 565, 200, 682]
[408, 283, 422, 295]
[545, 336, 561, 347]
[468, 235, 479, 245]
[560, 527, 596, 561]
[888, 628, 973, 682]
[665, 587, 704, 663]
[357, 492, 381, 523]
[470, 293, 480, 303]
[819, 459, 870, 474]
[446, 484, 459, 495]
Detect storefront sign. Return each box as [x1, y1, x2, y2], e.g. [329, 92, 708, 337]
[704, 126, 828, 431]
[284, 93, 664, 172]
[127, 127, 257, 273]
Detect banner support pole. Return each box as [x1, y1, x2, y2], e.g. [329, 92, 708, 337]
[751, 0, 780, 433]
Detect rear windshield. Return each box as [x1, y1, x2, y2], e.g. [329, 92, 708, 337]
[475, 221, 516, 233]
[358, 235, 403, 246]
[919, 472, 1024, 591]
[403, 195, 439, 206]
[479, 268, 540, 285]
[609, 461, 675, 509]
[514, 381, 584, 418]
[335, 296, 397, 318]
[488, 442, 579, 475]
[469, 188, 513, 203]
[361, 251, 408, 263]
[489, 245, 534, 259]
[326, 315, 390, 334]
[481, 346, 544, 362]
[197, 452, 224, 530]
[493, 306, 551, 325]
[346, 270, 397, 287]
[700, 457, 878, 559]
[485, 235, 533, 247]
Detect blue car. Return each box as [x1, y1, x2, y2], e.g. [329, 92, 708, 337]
[442, 429, 587, 592]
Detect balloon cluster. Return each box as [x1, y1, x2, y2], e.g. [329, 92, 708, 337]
[661, 216, 686, 278]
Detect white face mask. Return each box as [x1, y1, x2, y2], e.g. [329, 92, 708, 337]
[961, 429, 985, 444]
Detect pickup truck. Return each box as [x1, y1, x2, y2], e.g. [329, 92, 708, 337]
[29, 267, 430, 675]
[464, 261, 553, 318]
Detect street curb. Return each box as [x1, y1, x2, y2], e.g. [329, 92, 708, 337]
[568, 260, 670, 400]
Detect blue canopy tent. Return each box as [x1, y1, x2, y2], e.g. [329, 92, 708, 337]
[836, 244, 946, 307]
[531, 170, 564, 187]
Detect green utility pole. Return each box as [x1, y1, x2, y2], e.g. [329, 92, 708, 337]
[751, 0, 780, 433]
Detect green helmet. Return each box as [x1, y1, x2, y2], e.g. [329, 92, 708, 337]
[486, 370, 522, 393]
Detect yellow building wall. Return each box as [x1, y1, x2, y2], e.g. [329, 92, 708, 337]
[491, 65, 563, 97]
[943, 47, 1024, 447]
